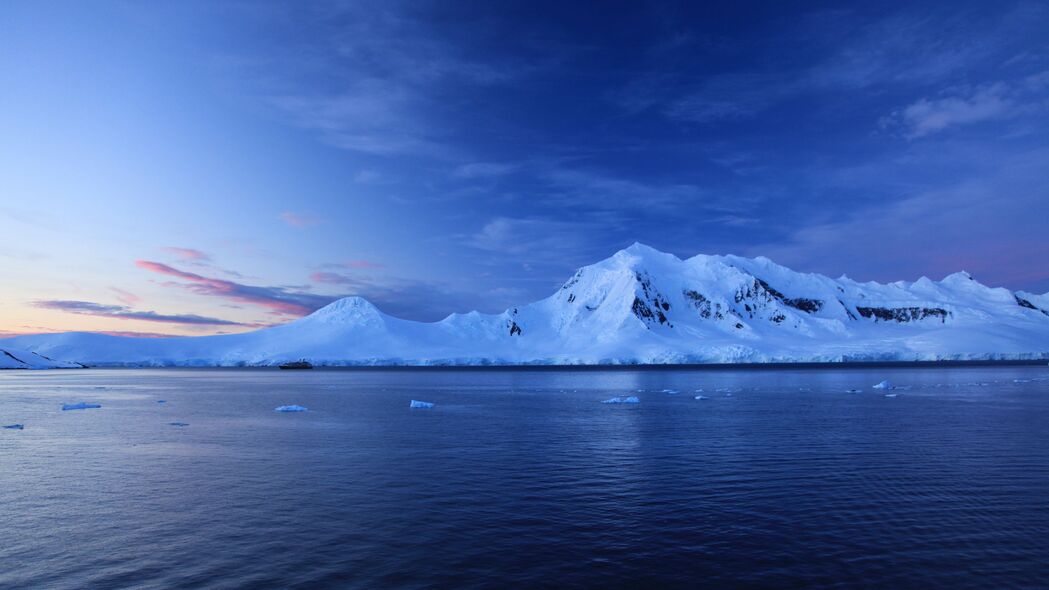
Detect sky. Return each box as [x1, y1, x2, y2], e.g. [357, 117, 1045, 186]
[2, 0, 1048, 336]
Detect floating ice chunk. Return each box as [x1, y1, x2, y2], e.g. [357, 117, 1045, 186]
[872, 380, 893, 389]
[884, 393, 898, 398]
[409, 400, 435, 409]
[694, 395, 707, 400]
[3, 424, 24, 430]
[169, 422, 189, 427]
[602, 396, 640, 404]
[275, 405, 307, 412]
[62, 402, 101, 411]
[663, 389, 679, 394]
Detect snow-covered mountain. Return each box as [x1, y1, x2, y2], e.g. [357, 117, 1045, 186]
[4, 243, 1049, 366]
[0, 346, 84, 369]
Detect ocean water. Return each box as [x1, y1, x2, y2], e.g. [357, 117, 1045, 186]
[2, 366, 1048, 589]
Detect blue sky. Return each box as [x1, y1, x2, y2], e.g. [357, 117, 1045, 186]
[2, 0, 1048, 335]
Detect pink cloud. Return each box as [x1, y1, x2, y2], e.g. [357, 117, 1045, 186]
[279, 212, 322, 228]
[110, 287, 141, 305]
[135, 260, 336, 316]
[161, 246, 211, 262]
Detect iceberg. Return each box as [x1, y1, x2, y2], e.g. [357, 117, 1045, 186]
[409, 400, 435, 409]
[275, 405, 307, 412]
[602, 396, 640, 404]
[3, 424, 24, 430]
[62, 402, 101, 411]
[873, 380, 894, 389]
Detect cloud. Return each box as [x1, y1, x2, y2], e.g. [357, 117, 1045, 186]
[882, 84, 1014, 138]
[33, 300, 248, 326]
[452, 162, 518, 179]
[752, 145, 1049, 290]
[135, 260, 336, 316]
[161, 246, 211, 262]
[110, 287, 141, 305]
[279, 211, 323, 228]
[310, 271, 354, 285]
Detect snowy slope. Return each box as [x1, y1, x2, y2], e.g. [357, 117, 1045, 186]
[3, 243, 1048, 366]
[0, 346, 83, 369]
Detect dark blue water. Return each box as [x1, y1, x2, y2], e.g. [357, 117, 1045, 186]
[2, 367, 1049, 588]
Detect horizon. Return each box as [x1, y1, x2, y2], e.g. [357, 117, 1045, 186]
[3, 0, 1049, 337]
[5, 240, 1039, 338]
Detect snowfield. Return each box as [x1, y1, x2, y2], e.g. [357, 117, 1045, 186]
[0, 347, 83, 370]
[3, 243, 1048, 367]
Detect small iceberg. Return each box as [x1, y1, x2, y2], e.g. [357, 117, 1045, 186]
[884, 393, 899, 398]
[873, 380, 894, 390]
[694, 395, 708, 400]
[602, 396, 640, 404]
[3, 424, 24, 430]
[62, 402, 101, 411]
[275, 405, 307, 412]
[409, 400, 435, 409]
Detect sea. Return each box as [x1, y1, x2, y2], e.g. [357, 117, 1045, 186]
[2, 366, 1048, 589]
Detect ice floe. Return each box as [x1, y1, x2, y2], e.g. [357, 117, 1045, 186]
[602, 396, 640, 404]
[275, 405, 307, 412]
[61, 402, 101, 411]
[409, 400, 435, 409]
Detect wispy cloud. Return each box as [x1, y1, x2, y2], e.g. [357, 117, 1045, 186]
[110, 287, 141, 305]
[161, 246, 211, 262]
[135, 260, 335, 316]
[33, 300, 249, 326]
[882, 84, 1013, 138]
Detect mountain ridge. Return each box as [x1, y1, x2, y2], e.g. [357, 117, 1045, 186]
[3, 243, 1048, 366]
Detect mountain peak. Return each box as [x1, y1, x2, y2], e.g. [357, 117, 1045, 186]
[299, 296, 384, 326]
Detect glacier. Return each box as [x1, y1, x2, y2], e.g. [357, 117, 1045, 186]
[2, 243, 1048, 367]
[0, 347, 83, 370]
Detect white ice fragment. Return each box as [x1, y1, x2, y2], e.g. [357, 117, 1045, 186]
[602, 396, 640, 404]
[694, 395, 707, 400]
[275, 405, 307, 412]
[872, 380, 893, 389]
[62, 402, 101, 411]
[409, 400, 435, 409]
[884, 393, 898, 398]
